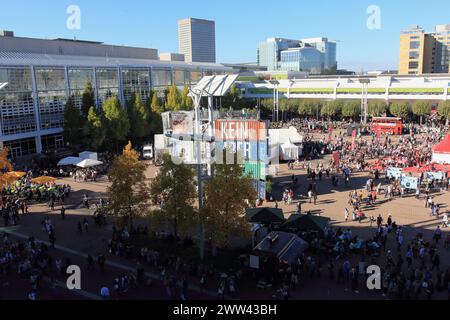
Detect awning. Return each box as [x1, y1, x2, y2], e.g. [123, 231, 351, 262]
[76, 159, 103, 168]
[246, 207, 285, 225]
[253, 231, 309, 264]
[282, 214, 331, 235]
[57, 157, 83, 166]
[433, 134, 450, 154]
[31, 176, 56, 184]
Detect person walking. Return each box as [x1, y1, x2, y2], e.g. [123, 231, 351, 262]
[344, 208, 349, 222]
[433, 226, 442, 244]
[60, 206, 66, 220]
[83, 218, 89, 233]
[48, 227, 56, 249]
[77, 221, 83, 234]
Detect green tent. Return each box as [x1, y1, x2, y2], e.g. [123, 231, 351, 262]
[282, 214, 330, 235]
[245, 207, 285, 225]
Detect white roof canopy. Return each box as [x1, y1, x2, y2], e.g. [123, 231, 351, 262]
[57, 157, 83, 166]
[190, 74, 239, 97]
[76, 159, 103, 168]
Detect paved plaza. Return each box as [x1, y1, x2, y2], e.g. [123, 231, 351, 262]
[2, 130, 450, 300]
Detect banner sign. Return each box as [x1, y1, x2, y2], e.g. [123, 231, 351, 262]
[387, 167, 403, 179]
[328, 127, 334, 143]
[426, 171, 443, 180]
[351, 129, 357, 151]
[401, 175, 419, 190]
[215, 120, 267, 141]
[332, 151, 340, 167]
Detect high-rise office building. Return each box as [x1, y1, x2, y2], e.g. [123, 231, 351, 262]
[257, 37, 337, 73]
[399, 25, 450, 75]
[300, 37, 337, 71]
[178, 18, 216, 63]
[280, 47, 323, 74]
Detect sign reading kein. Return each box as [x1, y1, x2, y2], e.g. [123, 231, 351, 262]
[215, 120, 267, 141]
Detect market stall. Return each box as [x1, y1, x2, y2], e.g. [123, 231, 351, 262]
[432, 134, 450, 164]
[76, 159, 103, 168]
[57, 157, 83, 166]
[31, 176, 57, 184]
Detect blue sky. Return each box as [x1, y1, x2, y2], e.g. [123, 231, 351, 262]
[1, 0, 450, 71]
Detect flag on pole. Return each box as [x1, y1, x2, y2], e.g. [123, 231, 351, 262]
[351, 129, 357, 151]
[333, 151, 340, 167]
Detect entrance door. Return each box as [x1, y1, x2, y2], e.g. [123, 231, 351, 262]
[10, 146, 22, 160]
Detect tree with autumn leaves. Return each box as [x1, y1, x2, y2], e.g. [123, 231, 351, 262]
[107, 142, 149, 229]
[149, 154, 197, 240]
[0, 148, 14, 187]
[201, 151, 256, 249]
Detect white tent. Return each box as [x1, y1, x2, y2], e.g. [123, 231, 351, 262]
[57, 157, 83, 166]
[269, 127, 303, 145]
[76, 159, 103, 168]
[280, 140, 300, 161]
[432, 134, 450, 164]
[79, 151, 98, 161]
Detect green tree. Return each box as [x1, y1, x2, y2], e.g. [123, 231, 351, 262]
[149, 154, 197, 239]
[438, 100, 450, 125]
[150, 90, 165, 114]
[368, 101, 387, 117]
[83, 107, 105, 150]
[81, 81, 95, 118]
[389, 102, 411, 120]
[102, 96, 130, 150]
[297, 100, 317, 117]
[279, 99, 291, 121]
[107, 142, 149, 228]
[127, 93, 151, 142]
[412, 101, 431, 124]
[222, 85, 242, 110]
[165, 84, 181, 111]
[201, 152, 256, 248]
[321, 100, 343, 119]
[180, 85, 194, 110]
[63, 95, 84, 147]
[149, 91, 164, 135]
[342, 101, 361, 120]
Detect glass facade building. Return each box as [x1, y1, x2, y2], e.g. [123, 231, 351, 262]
[0, 52, 230, 159]
[280, 47, 323, 74]
[257, 37, 337, 73]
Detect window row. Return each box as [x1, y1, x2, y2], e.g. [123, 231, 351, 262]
[0, 67, 220, 94]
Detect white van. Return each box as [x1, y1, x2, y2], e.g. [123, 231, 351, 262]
[142, 145, 153, 160]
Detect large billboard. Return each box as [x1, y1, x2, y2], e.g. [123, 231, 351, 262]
[162, 111, 194, 134]
[215, 120, 268, 142]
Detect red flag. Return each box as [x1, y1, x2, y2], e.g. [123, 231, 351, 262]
[351, 129, 357, 151]
[333, 151, 340, 167]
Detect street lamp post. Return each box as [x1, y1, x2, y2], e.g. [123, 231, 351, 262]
[359, 79, 370, 124]
[269, 79, 280, 122]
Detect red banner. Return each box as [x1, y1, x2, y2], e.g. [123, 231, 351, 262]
[333, 151, 340, 166]
[351, 129, 357, 151]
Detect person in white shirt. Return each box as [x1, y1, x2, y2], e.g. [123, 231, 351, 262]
[443, 213, 449, 227]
